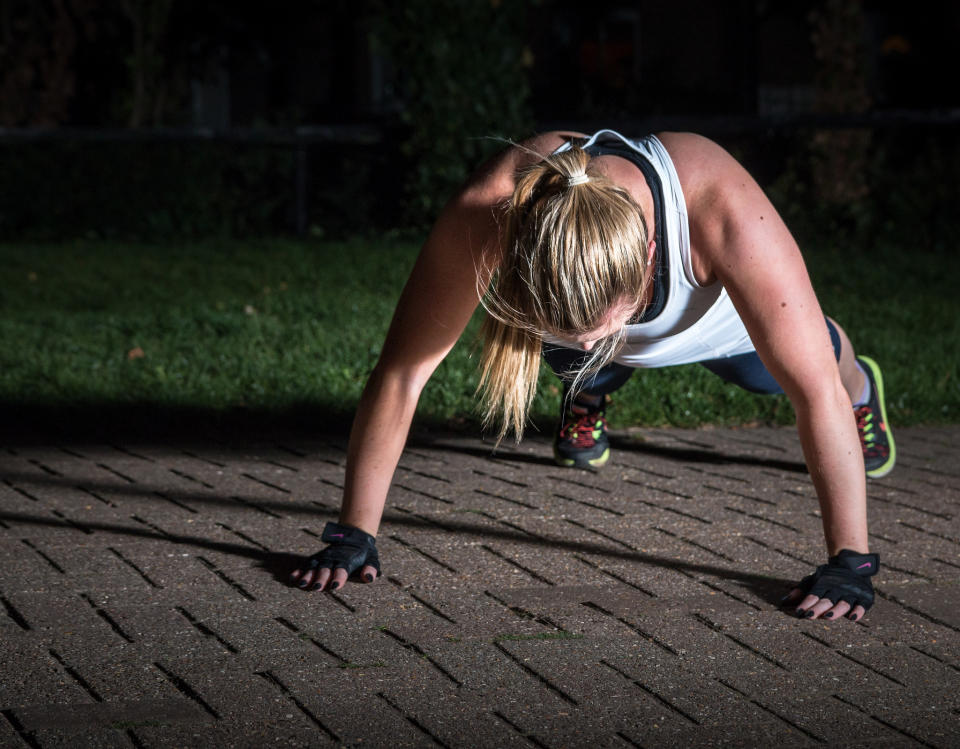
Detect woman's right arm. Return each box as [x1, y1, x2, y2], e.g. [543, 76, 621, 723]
[338, 185, 502, 537]
[290, 171, 508, 591]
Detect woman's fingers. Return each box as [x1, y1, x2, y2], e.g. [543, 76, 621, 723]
[291, 564, 377, 591]
[790, 593, 867, 622]
[309, 568, 332, 591]
[820, 600, 852, 620]
[802, 597, 838, 619]
[325, 568, 350, 591]
[793, 593, 820, 616]
[290, 566, 315, 589]
[847, 604, 867, 622]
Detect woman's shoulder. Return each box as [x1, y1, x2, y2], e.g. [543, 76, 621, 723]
[654, 132, 751, 210]
[655, 131, 733, 178]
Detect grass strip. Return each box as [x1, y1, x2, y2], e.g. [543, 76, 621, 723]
[0, 236, 956, 437]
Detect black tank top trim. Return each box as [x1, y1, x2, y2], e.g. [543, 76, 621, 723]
[584, 141, 667, 324]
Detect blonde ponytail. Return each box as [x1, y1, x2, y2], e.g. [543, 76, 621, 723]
[477, 315, 542, 441]
[478, 144, 651, 443]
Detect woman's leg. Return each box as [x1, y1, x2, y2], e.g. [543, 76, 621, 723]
[826, 317, 895, 478]
[543, 344, 635, 468]
[700, 317, 894, 478]
[699, 317, 844, 395]
[827, 316, 867, 405]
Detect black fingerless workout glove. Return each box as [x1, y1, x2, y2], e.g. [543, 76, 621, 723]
[797, 549, 879, 610]
[307, 521, 381, 579]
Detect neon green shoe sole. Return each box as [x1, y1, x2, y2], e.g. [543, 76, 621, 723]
[856, 355, 896, 479]
[553, 446, 610, 469]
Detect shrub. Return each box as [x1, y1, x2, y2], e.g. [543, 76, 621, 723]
[372, 0, 534, 226]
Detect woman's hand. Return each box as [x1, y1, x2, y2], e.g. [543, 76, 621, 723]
[289, 522, 381, 592]
[781, 549, 879, 622]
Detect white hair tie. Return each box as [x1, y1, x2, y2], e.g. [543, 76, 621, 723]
[566, 173, 590, 187]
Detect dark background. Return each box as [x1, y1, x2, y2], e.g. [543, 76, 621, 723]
[0, 0, 957, 240]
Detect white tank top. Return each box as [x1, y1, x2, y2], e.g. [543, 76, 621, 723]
[546, 129, 755, 367]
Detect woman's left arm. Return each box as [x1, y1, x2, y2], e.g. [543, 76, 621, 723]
[667, 133, 871, 621]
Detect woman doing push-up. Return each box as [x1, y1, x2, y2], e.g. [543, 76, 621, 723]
[290, 129, 895, 623]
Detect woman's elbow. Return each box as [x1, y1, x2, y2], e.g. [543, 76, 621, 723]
[786, 372, 850, 419]
[366, 358, 434, 403]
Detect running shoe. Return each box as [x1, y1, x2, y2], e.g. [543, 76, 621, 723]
[855, 355, 896, 479]
[553, 391, 610, 468]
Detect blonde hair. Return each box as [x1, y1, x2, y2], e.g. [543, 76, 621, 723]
[478, 144, 651, 442]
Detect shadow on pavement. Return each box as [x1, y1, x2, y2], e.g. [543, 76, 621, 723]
[609, 435, 808, 473]
[1, 403, 804, 473]
[420, 434, 808, 473]
[0, 402, 474, 447]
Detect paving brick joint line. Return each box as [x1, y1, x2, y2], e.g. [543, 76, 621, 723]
[1, 425, 959, 748]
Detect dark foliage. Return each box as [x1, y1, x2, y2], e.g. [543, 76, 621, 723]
[370, 0, 534, 226]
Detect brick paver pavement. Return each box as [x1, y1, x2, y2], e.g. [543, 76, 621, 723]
[1, 425, 958, 748]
